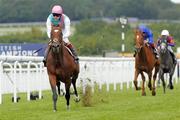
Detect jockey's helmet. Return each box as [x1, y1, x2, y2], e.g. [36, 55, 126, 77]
[161, 30, 169, 36]
[138, 25, 148, 34]
[52, 5, 63, 14]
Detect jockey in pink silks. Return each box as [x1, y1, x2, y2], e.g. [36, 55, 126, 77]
[43, 5, 79, 66]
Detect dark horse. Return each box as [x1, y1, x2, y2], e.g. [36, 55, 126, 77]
[46, 25, 80, 111]
[158, 39, 176, 93]
[134, 29, 160, 96]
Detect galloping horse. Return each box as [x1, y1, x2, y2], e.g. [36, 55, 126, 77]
[158, 39, 176, 93]
[46, 25, 80, 111]
[134, 29, 160, 96]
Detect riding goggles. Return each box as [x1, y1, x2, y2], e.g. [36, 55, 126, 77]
[52, 13, 61, 17]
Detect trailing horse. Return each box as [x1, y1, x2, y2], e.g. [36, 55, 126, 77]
[158, 39, 176, 93]
[46, 25, 80, 111]
[134, 29, 160, 96]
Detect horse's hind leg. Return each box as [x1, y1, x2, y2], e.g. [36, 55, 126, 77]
[140, 72, 146, 96]
[56, 80, 61, 96]
[134, 69, 141, 90]
[72, 76, 80, 102]
[169, 74, 174, 89]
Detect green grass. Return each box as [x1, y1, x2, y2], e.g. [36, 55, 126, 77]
[1, 83, 180, 120]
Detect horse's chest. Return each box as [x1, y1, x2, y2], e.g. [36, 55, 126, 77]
[138, 66, 148, 72]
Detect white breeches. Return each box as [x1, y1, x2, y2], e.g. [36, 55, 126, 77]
[63, 37, 70, 44]
[168, 46, 173, 53]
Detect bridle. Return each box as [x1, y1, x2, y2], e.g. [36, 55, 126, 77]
[135, 30, 145, 52]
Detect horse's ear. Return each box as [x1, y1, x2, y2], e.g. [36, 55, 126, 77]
[134, 28, 138, 34]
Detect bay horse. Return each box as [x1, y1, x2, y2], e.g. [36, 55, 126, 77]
[158, 39, 176, 93]
[46, 25, 80, 111]
[134, 29, 160, 96]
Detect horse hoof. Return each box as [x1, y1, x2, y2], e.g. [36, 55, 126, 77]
[136, 87, 141, 91]
[149, 87, 152, 91]
[142, 92, 146, 96]
[67, 105, 70, 110]
[74, 98, 80, 103]
[74, 96, 80, 102]
[152, 91, 156, 96]
[74, 97, 80, 103]
[170, 86, 174, 90]
[53, 110, 57, 112]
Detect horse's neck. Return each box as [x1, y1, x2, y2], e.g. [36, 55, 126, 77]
[160, 50, 172, 64]
[138, 46, 149, 63]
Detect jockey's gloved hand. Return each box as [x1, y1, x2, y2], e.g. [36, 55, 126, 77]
[144, 40, 148, 44]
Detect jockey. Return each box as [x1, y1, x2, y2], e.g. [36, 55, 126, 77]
[134, 25, 159, 58]
[157, 29, 177, 64]
[43, 5, 79, 66]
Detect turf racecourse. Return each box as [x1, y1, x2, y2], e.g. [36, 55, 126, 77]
[0, 83, 180, 120]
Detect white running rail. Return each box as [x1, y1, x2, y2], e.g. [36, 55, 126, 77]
[0, 56, 179, 104]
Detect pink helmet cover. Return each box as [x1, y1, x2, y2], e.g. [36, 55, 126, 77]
[52, 5, 63, 14]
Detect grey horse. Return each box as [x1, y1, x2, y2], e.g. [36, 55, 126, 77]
[158, 39, 176, 93]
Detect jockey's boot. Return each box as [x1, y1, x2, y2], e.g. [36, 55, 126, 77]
[170, 52, 177, 64]
[43, 45, 50, 67]
[133, 48, 137, 57]
[67, 44, 79, 63]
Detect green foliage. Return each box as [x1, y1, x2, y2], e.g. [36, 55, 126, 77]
[0, 27, 47, 43]
[72, 20, 180, 55]
[0, 0, 180, 22]
[82, 84, 93, 107]
[0, 20, 180, 56]
[71, 20, 122, 55]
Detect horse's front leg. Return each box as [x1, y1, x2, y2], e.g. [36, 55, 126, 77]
[159, 69, 166, 93]
[49, 75, 58, 112]
[152, 63, 160, 96]
[65, 82, 71, 110]
[134, 69, 141, 90]
[140, 72, 146, 96]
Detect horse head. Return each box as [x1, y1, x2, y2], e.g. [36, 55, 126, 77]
[159, 39, 168, 54]
[134, 29, 144, 53]
[50, 25, 63, 54]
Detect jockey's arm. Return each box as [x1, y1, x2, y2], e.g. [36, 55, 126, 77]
[46, 17, 51, 39]
[147, 33, 154, 44]
[167, 36, 175, 47]
[62, 15, 71, 41]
